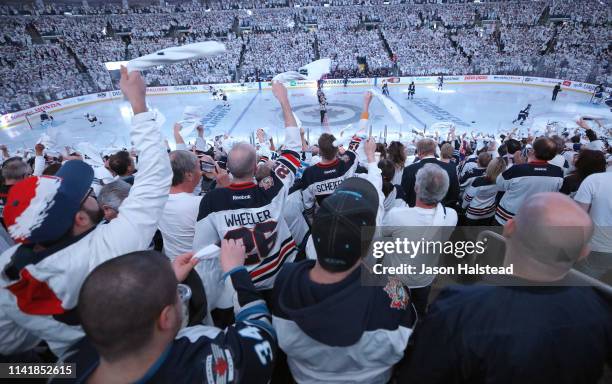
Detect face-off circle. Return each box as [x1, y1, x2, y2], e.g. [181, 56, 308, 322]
[283, 103, 362, 127]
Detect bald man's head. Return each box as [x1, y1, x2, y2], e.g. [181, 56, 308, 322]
[504, 193, 593, 281]
[227, 143, 257, 179]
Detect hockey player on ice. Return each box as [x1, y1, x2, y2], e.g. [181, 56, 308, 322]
[39, 111, 54, 128]
[317, 85, 328, 125]
[408, 81, 416, 99]
[592, 83, 604, 104]
[382, 81, 389, 97]
[84, 113, 102, 127]
[437, 75, 444, 90]
[210, 86, 219, 100]
[221, 91, 229, 107]
[552, 83, 561, 101]
[512, 104, 531, 126]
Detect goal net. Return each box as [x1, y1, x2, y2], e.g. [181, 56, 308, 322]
[24, 111, 52, 130]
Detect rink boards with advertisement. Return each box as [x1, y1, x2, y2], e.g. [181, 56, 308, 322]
[0, 75, 609, 152]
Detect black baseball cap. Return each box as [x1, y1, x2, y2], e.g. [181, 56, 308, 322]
[312, 177, 379, 272]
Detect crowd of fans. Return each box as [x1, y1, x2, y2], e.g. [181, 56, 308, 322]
[242, 31, 315, 79]
[0, 0, 609, 114]
[318, 29, 390, 72]
[0, 65, 610, 382]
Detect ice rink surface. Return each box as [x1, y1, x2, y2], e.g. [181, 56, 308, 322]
[2, 82, 610, 151]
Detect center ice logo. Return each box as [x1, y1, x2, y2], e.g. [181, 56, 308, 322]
[288, 103, 362, 127]
[203, 105, 230, 130]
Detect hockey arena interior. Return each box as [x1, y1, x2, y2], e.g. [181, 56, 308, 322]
[0, 1, 611, 383]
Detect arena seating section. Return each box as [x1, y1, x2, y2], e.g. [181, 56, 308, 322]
[0, 0, 609, 114]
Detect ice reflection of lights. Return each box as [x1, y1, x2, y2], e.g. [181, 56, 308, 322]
[5, 128, 21, 139]
[119, 103, 133, 127]
[426, 86, 456, 94]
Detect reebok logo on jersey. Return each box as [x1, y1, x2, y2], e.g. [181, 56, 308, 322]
[323, 169, 337, 174]
[233, 195, 251, 200]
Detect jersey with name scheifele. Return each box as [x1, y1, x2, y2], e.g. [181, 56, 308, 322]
[299, 137, 363, 215]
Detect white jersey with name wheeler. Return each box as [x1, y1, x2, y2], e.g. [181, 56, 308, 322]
[193, 127, 302, 290]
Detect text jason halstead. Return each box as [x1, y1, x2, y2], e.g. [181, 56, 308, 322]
[372, 263, 514, 275]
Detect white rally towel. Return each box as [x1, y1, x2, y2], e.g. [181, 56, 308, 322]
[76, 142, 104, 167]
[254, 127, 272, 158]
[36, 133, 56, 149]
[221, 136, 238, 152]
[178, 106, 206, 137]
[127, 41, 226, 72]
[272, 58, 331, 82]
[370, 88, 404, 124]
[332, 124, 368, 160]
[255, 127, 269, 143]
[332, 124, 356, 148]
[193, 244, 221, 261]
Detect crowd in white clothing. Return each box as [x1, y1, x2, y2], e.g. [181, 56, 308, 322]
[242, 32, 315, 79]
[0, 0, 610, 114]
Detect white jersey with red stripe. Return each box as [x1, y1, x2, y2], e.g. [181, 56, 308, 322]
[193, 127, 302, 291]
[0, 111, 172, 357]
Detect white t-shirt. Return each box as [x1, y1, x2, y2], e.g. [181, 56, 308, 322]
[380, 204, 458, 287]
[383, 205, 458, 227]
[158, 192, 203, 260]
[574, 172, 612, 253]
[585, 140, 605, 152]
[549, 154, 569, 175]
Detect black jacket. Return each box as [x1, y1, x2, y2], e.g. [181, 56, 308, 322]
[398, 281, 612, 384]
[401, 157, 460, 208]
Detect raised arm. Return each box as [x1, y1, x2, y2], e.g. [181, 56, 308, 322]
[273, 81, 298, 129]
[195, 124, 207, 152]
[358, 91, 373, 132]
[174, 122, 187, 150]
[94, 67, 172, 259]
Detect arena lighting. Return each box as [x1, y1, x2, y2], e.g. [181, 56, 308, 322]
[104, 61, 129, 71]
[323, 3, 330, 7]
